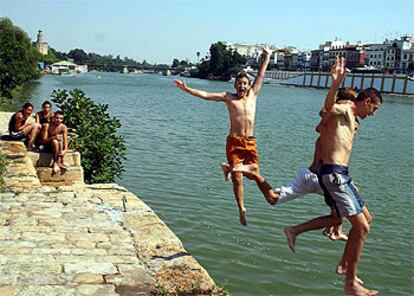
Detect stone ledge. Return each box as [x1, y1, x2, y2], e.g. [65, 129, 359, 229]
[27, 151, 81, 168]
[36, 167, 84, 184]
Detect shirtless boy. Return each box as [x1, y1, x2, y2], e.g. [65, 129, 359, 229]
[174, 46, 273, 226]
[36, 100, 54, 124]
[8, 102, 40, 151]
[233, 88, 359, 241]
[292, 57, 381, 295]
[316, 59, 381, 296]
[39, 111, 68, 174]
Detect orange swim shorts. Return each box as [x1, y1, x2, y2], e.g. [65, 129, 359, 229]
[226, 136, 259, 166]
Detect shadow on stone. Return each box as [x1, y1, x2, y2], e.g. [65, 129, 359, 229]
[115, 285, 158, 296]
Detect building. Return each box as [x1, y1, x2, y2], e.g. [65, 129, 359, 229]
[273, 50, 287, 69]
[365, 43, 390, 69]
[34, 30, 49, 55]
[345, 45, 368, 69]
[320, 39, 345, 71]
[298, 51, 311, 71]
[310, 49, 322, 71]
[399, 35, 414, 71]
[225, 42, 279, 65]
[49, 61, 88, 75]
[401, 45, 414, 73]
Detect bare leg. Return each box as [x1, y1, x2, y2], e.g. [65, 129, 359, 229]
[221, 163, 231, 182]
[233, 164, 279, 205]
[342, 214, 377, 296]
[231, 172, 247, 226]
[57, 140, 69, 168]
[284, 213, 342, 253]
[51, 139, 61, 174]
[336, 265, 364, 285]
[22, 123, 39, 150]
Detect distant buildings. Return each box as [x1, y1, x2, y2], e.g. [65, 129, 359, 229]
[225, 35, 414, 74]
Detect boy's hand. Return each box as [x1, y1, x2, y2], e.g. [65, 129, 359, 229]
[262, 45, 273, 57]
[331, 56, 347, 85]
[174, 79, 187, 91]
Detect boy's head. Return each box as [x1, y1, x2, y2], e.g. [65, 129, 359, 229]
[53, 111, 64, 124]
[337, 87, 358, 102]
[22, 103, 33, 116]
[354, 88, 382, 119]
[234, 72, 251, 97]
[42, 101, 52, 113]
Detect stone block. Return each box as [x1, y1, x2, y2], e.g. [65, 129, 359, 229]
[155, 256, 216, 295]
[64, 263, 117, 275]
[6, 157, 37, 177]
[0, 286, 16, 296]
[27, 151, 81, 167]
[123, 212, 186, 260]
[36, 167, 84, 184]
[75, 285, 118, 296]
[72, 273, 105, 284]
[105, 264, 155, 286]
[17, 274, 68, 285]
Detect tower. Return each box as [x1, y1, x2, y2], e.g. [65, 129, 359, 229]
[36, 30, 48, 55]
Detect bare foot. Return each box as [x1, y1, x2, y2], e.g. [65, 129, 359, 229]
[323, 226, 333, 238]
[232, 163, 259, 180]
[239, 209, 247, 226]
[52, 163, 61, 175]
[59, 161, 70, 169]
[329, 231, 348, 241]
[221, 163, 231, 182]
[336, 265, 364, 285]
[344, 281, 377, 296]
[284, 226, 297, 253]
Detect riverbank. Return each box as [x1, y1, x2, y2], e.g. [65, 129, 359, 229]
[0, 112, 222, 296]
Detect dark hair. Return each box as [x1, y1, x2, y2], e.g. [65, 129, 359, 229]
[22, 102, 33, 109]
[356, 88, 383, 104]
[54, 110, 64, 116]
[234, 71, 251, 85]
[42, 100, 52, 108]
[337, 87, 358, 102]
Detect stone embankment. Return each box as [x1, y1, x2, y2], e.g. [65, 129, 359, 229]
[0, 112, 222, 296]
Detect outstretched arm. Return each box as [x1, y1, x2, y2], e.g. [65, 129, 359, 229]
[324, 56, 347, 112]
[173, 80, 228, 102]
[251, 46, 273, 95]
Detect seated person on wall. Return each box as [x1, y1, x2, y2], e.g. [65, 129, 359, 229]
[8, 102, 40, 151]
[36, 100, 54, 124]
[39, 111, 69, 174]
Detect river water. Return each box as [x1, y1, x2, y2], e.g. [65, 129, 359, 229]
[22, 73, 413, 295]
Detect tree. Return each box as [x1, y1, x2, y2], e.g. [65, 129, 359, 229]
[0, 18, 41, 99]
[52, 89, 126, 183]
[172, 58, 179, 68]
[67, 48, 88, 64]
[192, 41, 247, 81]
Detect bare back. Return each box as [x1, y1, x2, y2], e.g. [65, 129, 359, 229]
[320, 104, 357, 166]
[225, 89, 257, 137]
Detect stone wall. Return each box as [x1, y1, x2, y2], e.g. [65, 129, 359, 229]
[0, 112, 223, 296]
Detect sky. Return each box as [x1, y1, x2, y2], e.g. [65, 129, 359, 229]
[1, 0, 413, 64]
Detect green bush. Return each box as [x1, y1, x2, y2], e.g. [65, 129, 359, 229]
[52, 89, 126, 183]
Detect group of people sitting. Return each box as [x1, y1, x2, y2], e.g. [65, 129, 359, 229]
[7, 101, 69, 174]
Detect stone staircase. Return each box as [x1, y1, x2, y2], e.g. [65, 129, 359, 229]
[0, 112, 84, 190]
